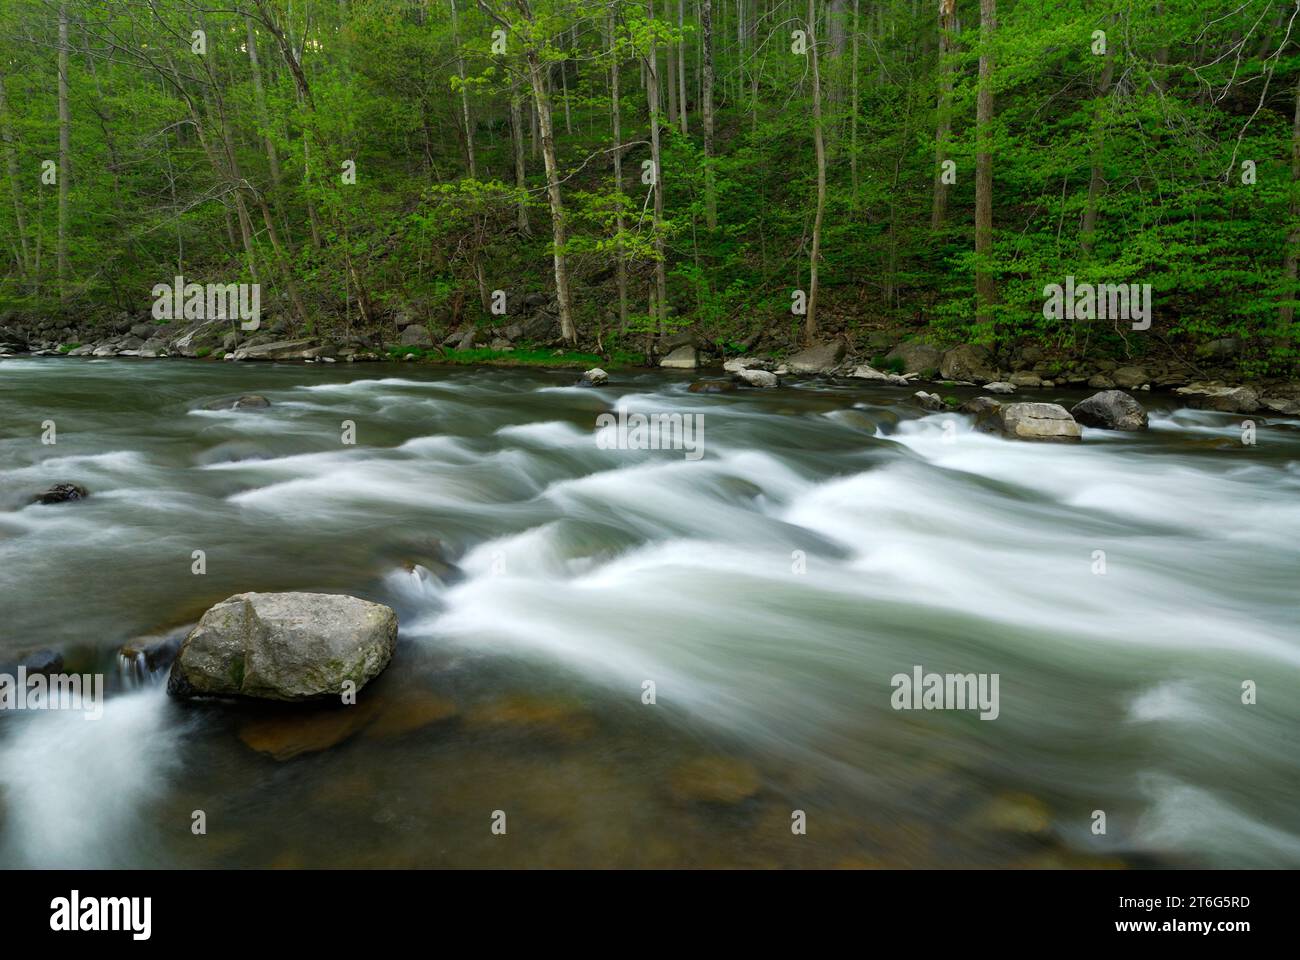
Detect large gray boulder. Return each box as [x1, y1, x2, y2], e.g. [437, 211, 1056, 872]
[399, 325, 433, 347]
[1070, 390, 1148, 431]
[167, 592, 398, 702]
[939, 344, 997, 383]
[976, 402, 1082, 442]
[884, 341, 944, 375]
[659, 344, 699, 369]
[786, 340, 846, 374]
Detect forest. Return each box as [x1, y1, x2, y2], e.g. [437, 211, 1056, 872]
[0, 0, 1297, 374]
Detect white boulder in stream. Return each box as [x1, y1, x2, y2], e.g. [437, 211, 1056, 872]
[167, 592, 398, 701]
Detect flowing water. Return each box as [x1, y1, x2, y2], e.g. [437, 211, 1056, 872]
[1, 357, 1297, 869]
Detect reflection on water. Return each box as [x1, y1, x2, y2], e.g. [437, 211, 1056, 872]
[1, 357, 1298, 868]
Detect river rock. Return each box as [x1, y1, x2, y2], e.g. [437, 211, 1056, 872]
[33, 482, 88, 504]
[400, 325, 433, 347]
[1009, 371, 1042, 388]
[939, 344, 997, 383]
[913, 390, 944, 411]
[205, 394, 271, 411]
[984, 381, 1015, 394]
[734, 368, 778, 388]
[1174, 383, 1261, 413]
[884, 340, 943, 375]
[976, 402, 1082, 442]
[577, 367, 608, 386]
[959, 396, 1002, 416]
[1070, 390, 1148, 431]
[231, 339, 318, 361]
[723, 356, 774, 372]
[688, 379, 736, 393]
[786, 340, 846, 374]
[1087, 373, 1116, 390]
[1112, 366, 1149, 390]
[167, 592, 398, 702]
[659, 345, 698, 369]
[668, 756, 761, 805]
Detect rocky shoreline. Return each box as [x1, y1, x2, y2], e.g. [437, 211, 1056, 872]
[3, 306, 1296, 418]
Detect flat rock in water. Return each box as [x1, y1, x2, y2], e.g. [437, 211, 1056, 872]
[734, 368, 778, 388]
[976, 402, 1082, 442]
[1175, 383, 1261, 413]
[167, 591, 398, 701]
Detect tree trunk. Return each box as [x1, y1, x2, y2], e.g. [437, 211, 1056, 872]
[975, 0, 996, 327]
[57, 2, 70, 298]
[805, 0, 827, 342]
[930, 0, 955, 229]
[609, 8, 629, 332]
[702, 0, 717, 229]
[510, 72, 531, 235]
[0, 73, 31, 281]
[526, 47, 577, 343]
[677, 0, 689, 133]
[850, 0, 859, 202]
[647, 0, 669, 336]
[1080, 16, 1115, 256]
[1281, 69, 1300, 327]
[451, 0, 476, 178]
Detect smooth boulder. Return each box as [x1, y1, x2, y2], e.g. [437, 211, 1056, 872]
[976, 402, 1082, 442]
[786, 340, 846, 375]
[167, 592, 398, 702]
[1070, 390, 1148, 431]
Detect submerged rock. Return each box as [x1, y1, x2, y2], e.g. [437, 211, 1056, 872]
[668, 756, 761, 805]
[976, 402, 1082, 442]
[577, 367, 608, 387]
[33, 482, 87, 504]
[1070, 390, 1148, 431]
[688, 379, 736, 393]
[167, 592, 398, 701]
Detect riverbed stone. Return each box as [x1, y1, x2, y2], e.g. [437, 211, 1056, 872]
[231, 338, 318, 361]
[1070, 389, 1148, 431]
[33, 482, 88, 504]
[786, 340, 846, 374]
[659, 345, 699, 369]
[1174, 383, 1261, 413]
[668, 756, 761, 805]
[976, 402, 1082, 442]
[577, 367, 608, 387]
[167, 592, 398, 702]
[939, 344, 997, 383]
[688, 379, 736, 393]
[1112, 366, 1149, 389]
[884, 340, 943, 375]
[984, 381, 1015, 394]
[734, 368, 779, 388]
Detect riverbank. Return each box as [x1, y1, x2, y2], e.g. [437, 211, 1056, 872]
[3, 309, 1299, 419]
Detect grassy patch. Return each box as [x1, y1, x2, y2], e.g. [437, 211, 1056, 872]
[386, 344, 631, 369]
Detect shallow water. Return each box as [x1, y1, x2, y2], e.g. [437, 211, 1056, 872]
[1, 357, 1297, 868]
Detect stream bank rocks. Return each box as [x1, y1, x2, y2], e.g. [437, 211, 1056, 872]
[167, 592, 398, 702]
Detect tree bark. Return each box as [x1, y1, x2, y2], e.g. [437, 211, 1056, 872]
[1281, 69, 1300, 327]
[930, 0, 956, 229]
[647, 0, 670, 336]
[702, 0, 717, 228]
[57, 1, 70, 298]
[975, 0, 996, 327]
[806, 0, 827, 342]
